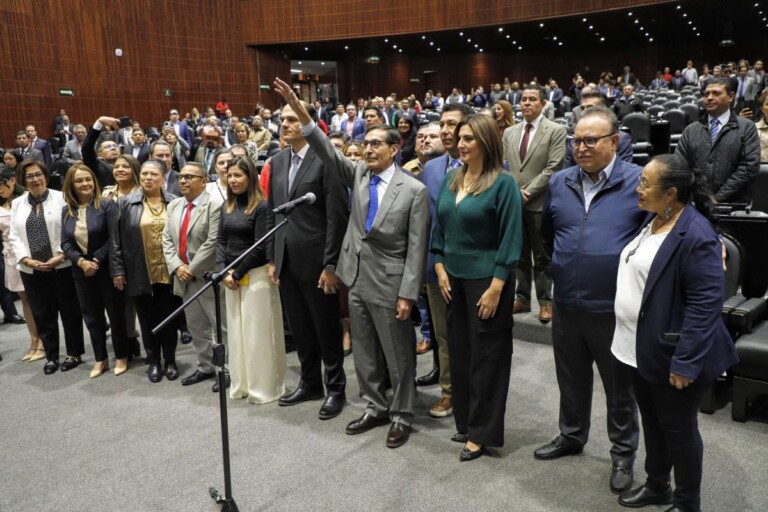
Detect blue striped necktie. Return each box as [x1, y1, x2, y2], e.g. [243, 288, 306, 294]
[709, 118, 720, 143]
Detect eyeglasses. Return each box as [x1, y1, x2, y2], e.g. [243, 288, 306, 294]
[637, 176, 665, 190]
[25, 172, 45, 181]
[101, 144, 119, 150]
[569, 133, 614, 149]
[179, 174, 204, 181]
[362, 139, 387, 149]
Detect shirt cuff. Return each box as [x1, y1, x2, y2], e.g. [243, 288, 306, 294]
[93, 121, 104, 130]
[300, 120, 316, 137]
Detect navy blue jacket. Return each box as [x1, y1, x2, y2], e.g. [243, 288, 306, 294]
[60, 199, 118, 280]
[421, 153, 450, 284]
[542, 159, 649, 313]
[635, 206, 738, 383]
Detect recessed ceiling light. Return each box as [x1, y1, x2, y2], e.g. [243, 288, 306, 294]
[640, 26, 644, 30]
[634, 19, 639, 24]
[459, 32, 463, 36]
[479, 49, 484, 52]
[422, 35, 426, 40]
[467, 38, 471, 42]
[506, 34, 510, 39]
[393, 45, 397, 49]
[384, 38, 389, 42]
[513, 40, 517, 44]
[344, 46, 349, 50]
[399, 49, 403, 53]
[298, 61, 302, 65]
[498, 27, 503, 32]
[518, 46, 523, 50]
[589, 25, 594, 29]
[677, 5, 681, 9]
[437, 48, 441, 51]
[645, 32, 649, 36]
[628, 12, 633, 16]
[539, 23, 544, 27]
[683, 13, 687, 17]
[558, 42, 563, 46]
[582, 18, 587, 22]
[321, 62, 325, 65]
[649, 37, 654, 42]
[474, 44, 478, 48]
[430, 42, 434, 46]
[688, 21, 692, 24]
[553, 36, 557, 40]
[600, 37, 605, 41]
[304, 47, 308, 51]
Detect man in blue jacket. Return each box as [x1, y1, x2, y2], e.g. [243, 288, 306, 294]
[537, 107, 647, 495]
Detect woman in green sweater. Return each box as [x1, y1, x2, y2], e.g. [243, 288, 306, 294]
[432, 114, 523, 461]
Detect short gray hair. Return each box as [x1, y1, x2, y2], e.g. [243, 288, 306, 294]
[577, 106, 619, 134]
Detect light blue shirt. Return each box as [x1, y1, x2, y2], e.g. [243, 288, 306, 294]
[580, 154, 617, 212]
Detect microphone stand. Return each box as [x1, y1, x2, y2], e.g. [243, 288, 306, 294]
[153, 215, 292, 512]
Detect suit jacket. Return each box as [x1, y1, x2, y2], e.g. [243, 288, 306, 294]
[508, 90, 522, 105]
[266, 127, 350, 283]
[172, 122, 193, 149]
[82, 126, 116, 188]
[18, 147, 44, 164]
[8, 190, 72, 274]
[622, 72, 637, 85]
[614, 97, 643, 120]
[60, 199, 118, 279]
[635, 205, 738, 383]
[337, 163, 429, 307]
[161, 191, 223, 297]
[503, 116, 567, 211]
[194, 146, 219, 171]
[420, 153, 451, 284]
[124, 142, 150, 164]
[62, 139, 84, 163]
[547, 88, 563, 105]
[165, 170, 181, 196]
[735, 76, 759, 101]
[31, 138, 53, 167]
[341, 117, 367, 141]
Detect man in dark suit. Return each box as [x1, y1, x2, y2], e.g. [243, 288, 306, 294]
[509, 81, 523, 106]
[149, 140, 181, 195]
[621, 65, 637, 86]
[266, 83, 350, 421]
[55, 115, 75, 147]
[124, 128, 150, 164]
[61, 125, 87, 164]
[169, 109, 193, 148]
[15, 132, 44, 163]
[25, 125, 53, 167]
[614, 85, 643, 120]
[341, 104, 366, 141]
[82, 116, 122, 188]
[547, 80, 564, 114]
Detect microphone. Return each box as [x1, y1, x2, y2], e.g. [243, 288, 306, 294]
[272, 192, 316, 214]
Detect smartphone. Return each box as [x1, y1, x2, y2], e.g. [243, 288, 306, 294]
[119, 116, 132, 129]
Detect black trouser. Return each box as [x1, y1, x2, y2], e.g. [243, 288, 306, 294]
[551, 303, 639, 464]
[447, 275, 514, 448]
[515, 210, 552, 305]
[20, 268, 84, 361]
[74, 268, 129, 361]
[0, 257, 19, 318]
[280, 252, 345, 397]
[133, 283, 181, 366]
[632, 368, 706, 512]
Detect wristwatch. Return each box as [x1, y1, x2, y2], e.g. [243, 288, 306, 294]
[324, 264, 336, 274]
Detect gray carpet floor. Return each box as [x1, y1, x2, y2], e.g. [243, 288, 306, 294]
[1, 307, 767, 512]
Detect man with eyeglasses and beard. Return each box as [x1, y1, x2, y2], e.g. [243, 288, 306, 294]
[536, 106, 645, 497]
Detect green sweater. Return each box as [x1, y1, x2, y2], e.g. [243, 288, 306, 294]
[431, 170, 522, 281]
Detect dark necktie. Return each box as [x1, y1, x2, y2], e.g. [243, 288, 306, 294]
[519, 123, 532, 163]
[365, 175, 381, 233]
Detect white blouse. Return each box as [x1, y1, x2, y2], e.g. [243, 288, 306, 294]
[611, 223, 668, 368]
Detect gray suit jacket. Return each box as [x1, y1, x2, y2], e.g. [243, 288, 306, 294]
[162, 190, 223, 297]
[61, 139, 83, 163]
[503, 116, 567, 212]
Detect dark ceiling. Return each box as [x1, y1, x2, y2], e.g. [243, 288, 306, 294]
[262, 0, 765, 63]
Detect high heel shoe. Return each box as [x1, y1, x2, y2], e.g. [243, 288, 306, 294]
[90, 360, 109, 379]
[28, 348, 46, 362]
[114, 358, 128, 376]
[21, 348, 35, 361]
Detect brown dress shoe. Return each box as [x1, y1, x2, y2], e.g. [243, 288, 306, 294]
[429, 397, 453, 417]
[346, 413, 389, 435]
[538, 304, 553, 323]
[416, 339, 431, 354]
[513, 301, 531, 314]
[386, 422, 412, 448]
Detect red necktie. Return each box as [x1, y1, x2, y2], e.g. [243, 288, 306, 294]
[519, 123, 532, 163]
[179, 202, 194, 264]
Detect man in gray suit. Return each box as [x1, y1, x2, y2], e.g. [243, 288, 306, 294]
[273, 78, 429, 448]
[503, 83, 566, 323]
[61, 125, 87, 164]
[162, 162, 223, 388]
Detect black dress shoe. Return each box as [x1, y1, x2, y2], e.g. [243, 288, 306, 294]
[278, 387, 324, 407]
[43, 359, 59, 375]
[212, 373, 231, 392]
[451, 432, 469, 443]
[663, 507, 696, 512]
[416, 367, 440, 386]
[386, 422, 412, 448]
[182, 370, 214, 386]
[319, 395, 345, 420]
[610, 462, 634, 494]
[346, 413, 390, 435]
[148, 364, 163, 383]
[180, 330, 193, 345]
[459, 445, 487, 462]
[165, 363, 179, 381]
[343, 348, 353, 357]
[4, 314, 25, 325]
[618, 484, 673, 508]
[60, 356, 82, 372]
[533, 436, 584, 460]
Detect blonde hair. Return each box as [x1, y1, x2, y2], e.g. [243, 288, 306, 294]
[62, 163, 102, 218]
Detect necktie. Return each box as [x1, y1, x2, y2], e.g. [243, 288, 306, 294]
[710, 118, 720, 143]
[519, 123, 532, 162]
[740, 78, 746, 99]
[365, 175, 381, 233]
[449, 159, 462, 169]
[179, 202, 194, 265]
[205, 149, 214, 170]
[288, 154, 301, 191]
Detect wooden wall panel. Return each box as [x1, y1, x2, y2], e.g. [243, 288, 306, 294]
[241, 0, 675, 45]
[0, 0, 289, 147]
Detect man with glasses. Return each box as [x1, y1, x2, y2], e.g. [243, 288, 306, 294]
[536, 107, 644, 496]
[82, 116, 123, 187]
[169, 109, 193, 149]
[162, 162, 223, 388]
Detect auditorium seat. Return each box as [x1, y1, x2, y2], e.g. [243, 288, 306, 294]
[621, 113, 652, 165]
[663, 100, 681, 110]
[660, 109, 686, 151]
[646, 105, 664, 118]
[750, 164, 768, 213]
[680, 103, 701, 125]
[732, 322, 768, 422]
[653, 97, 666, 105]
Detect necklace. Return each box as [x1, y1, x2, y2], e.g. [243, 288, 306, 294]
[625, 207, 682, 263]
[144, 198, 165, 216]
[624, 223, 653, 263]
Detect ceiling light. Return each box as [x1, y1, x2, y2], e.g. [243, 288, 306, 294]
[649, 37, 654, 42]
[589, 25, 594, 29]
[600, 37, 605, 41]
[518, 46, 522, 50]
[422, 35, 426, 40]
[479, 49, 484, 52]
[399, 49, 403, 53]
[344, 46, 349, 50]
[677, 5, 681, 9]
[393, 45, 397, 48]
[553, 36, 557, 40]
[682, 13, 687, 17]
[539, 23, 544, 27]
[688, 21, 692, 24]
[437, 48, 441, 51]
[298, 61, 302, 64]
[582, 18, 587, 22]
[430, 41, 434, 46]
[645, 32, 649, 36]
[467, 38, 471, 42]
[634, 19, 639, 24]
[639, 26, 644, 30]
[498, 27, 503, 32]
[459, 32, 463, 36]
[513, 40, 517, 44]
[304, 47, 308, 51]
[321, 62, 325, 65]
[474, 44, 478, 48]
[506, 34, 510, 39]
[628, 12, 633, 16]
[558, 42, 563, 46]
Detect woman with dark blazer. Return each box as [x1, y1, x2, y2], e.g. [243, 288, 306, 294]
[9, 160, 84, 374]
[396, 116, 417, 165]
[60, 164, 129, 378]
[431, 114, 523, 461]
[612, 154, 738, 512]
[111, 160, 181, 383]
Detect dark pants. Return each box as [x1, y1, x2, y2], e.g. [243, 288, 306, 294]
[74, 268, 129, 361]
[447, 275, 514, 447]
[515, 210, 552, 305]
[551, 303, 639, 463]
[20, 268, 84, 361]
[133, 283, 181, 366]
[632, 368, 706, 512]
[280, 252, 345, 397]
[0, 255, 19, 318]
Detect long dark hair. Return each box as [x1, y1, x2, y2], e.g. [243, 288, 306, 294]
[652, 153, 715, 224]
[0, 164, 24, 206]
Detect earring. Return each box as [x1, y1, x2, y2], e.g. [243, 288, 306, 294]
[664, 207, 672, 220]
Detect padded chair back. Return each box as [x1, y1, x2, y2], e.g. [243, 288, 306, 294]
[561, 96, 572, 113]
[660, 109, 686, 134]
[721, 232, 744, 298]
[646, 105, 664, 118]
[680, 103, 701, 124]
[653, 97, 666, 105]
[663, 100, 681, 109]
[621, 113, 651, 142]
[751, 164, 768, 213]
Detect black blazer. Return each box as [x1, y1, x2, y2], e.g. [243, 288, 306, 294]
[123, 143, 150, 164]
[82, 126, 116, 188]
[60, 199, 118, 280]
[266, 145, 350, 283]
